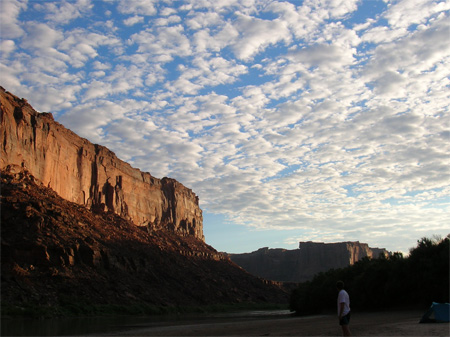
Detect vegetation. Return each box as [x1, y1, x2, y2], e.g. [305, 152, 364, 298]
[290, 235, 449, 315]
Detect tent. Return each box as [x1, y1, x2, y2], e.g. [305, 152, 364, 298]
[419, 302, 450, 323]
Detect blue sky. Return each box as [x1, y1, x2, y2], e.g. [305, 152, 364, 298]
[1, 0, 449, 254]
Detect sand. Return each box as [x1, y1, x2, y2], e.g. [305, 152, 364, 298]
[103, 310, 449, 336]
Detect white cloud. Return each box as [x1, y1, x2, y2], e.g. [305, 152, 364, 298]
[36, 0, 93, 25]
[59, 29, 122, 61]
[153, 15, 182, 27]
[118, 0, 157, 16]
[361, 25, 404, 45]
[160, 7, 177, 16]
[0, 40, 16, 56]
[0, 62, 22, 89]
[266, 1, 310, 38]
[174, 56, 248, 90]
[92, 61, 111, 70]
[191, 22, 240, 53]
[123, 16, 144, 26]
[129, 25, 192, 61]
[231, 13, 291, 60]
[362, 13, 450, 100]
[82, 64, 145, 101]
[305, 0, 360, 20]
[186, 11, 221, 30]
[21, 22, 63, 50]
[267, 0, 359, 43]
[384, 0, 450, 30]
[188, 0, 256, 12]
[0, 0, 27, 39]
[287, 43, 355, 69]
[58, 100, 128, 143]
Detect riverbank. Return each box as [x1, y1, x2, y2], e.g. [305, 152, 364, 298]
[2, 309, 448, 336]
[102, 310, 449, 336]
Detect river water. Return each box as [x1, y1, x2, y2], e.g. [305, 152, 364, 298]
[1, 310, 292, 336]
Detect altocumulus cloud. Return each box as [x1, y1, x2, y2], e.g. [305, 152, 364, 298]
[0, 0, 449, 254]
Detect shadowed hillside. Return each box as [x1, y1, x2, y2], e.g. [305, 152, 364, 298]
[1, 166, 288, 316]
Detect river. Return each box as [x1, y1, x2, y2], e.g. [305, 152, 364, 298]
[1, 310, 292, 336]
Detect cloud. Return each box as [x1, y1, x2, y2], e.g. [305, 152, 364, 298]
[129, 25, 192, 61]
[58, 100, 128, 143]
[0, 62, 22, 90]
[305, 0, 360, 20]
[118, 0, 157, 16]
[153, 15, 182, 27]
[362, 13, 450, 100]
[364, 13, 450, 72]
[36, 0, 93, 25]
[186, 11, 221, 30]
[384, 0, 450, 30]
[0, 0, 27, 39]
[231, 13, 291, 60]
[123, 16, 144, 26]
[287, 43, 355, 69]
[172, 56, 248, 92]
[0, 40, 16, 56]
[82, 64, 145, 101]
[58, 28, 122, 68]
[191, 22, 239, 54]
[187, 0, 255, 12]
[21, 22, 63, 50]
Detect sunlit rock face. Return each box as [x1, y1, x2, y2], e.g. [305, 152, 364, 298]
[229, 241, 391, 282]
[0, 87, 203, 241]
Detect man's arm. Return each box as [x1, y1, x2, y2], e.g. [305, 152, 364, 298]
[339, 302, 345, 319]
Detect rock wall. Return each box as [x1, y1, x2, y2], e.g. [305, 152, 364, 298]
[0, 87, 203, 240]
[229, 241, 390, 282]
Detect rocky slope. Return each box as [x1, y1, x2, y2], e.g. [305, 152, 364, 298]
[0, 87, 203, 240]
[229, 242, 391, 283]
[1, 166, 288, 315]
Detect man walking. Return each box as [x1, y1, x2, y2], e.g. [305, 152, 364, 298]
[337, 281, 352, 336]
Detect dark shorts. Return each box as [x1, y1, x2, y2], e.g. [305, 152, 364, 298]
[339, 312, 351, 325]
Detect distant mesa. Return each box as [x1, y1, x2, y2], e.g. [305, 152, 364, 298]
[229, 241, 391, 283]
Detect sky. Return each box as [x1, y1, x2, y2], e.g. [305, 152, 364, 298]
[1, 0, 449, 255]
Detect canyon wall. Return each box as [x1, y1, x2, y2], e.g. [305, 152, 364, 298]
[229, 241, 391, 282]
[0, 87, 203, 240]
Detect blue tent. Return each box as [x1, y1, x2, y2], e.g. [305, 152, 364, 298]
[419, 302, 450, 323]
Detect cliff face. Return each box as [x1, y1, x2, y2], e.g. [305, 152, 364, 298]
[0, 87, 203, 240]
[229, 242, 391, 283]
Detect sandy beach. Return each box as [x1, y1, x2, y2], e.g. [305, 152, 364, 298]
[103, 310, 449, 336]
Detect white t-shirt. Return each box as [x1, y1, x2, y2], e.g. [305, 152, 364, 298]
[337, 289, 351, 316]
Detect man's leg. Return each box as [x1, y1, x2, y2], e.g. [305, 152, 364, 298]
[341, 324, 352, 336]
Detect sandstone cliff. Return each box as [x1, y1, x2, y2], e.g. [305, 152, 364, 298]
[0, 87, 203, 240]
[229, 242, 391, 283]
